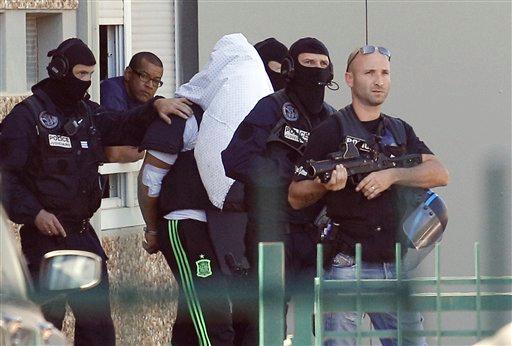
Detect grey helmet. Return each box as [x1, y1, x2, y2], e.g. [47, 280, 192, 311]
[398, 188, 448, 270]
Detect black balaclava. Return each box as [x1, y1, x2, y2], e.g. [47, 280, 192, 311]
[44, 38, 96, 109]
[286, 37, 333, 115]
[254, 38, 288, 91]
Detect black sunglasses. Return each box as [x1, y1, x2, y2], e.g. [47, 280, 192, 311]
[130, 68, 163, 88]
[346, 46, 391, 72]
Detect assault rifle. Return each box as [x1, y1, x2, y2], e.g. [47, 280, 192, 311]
[303, 145, 422, 183]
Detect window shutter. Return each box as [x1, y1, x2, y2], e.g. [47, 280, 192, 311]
[99, 0, 124, 25]
[131, 1, 175, 97]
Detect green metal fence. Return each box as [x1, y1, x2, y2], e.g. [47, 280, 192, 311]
[258, 242, 512, 346]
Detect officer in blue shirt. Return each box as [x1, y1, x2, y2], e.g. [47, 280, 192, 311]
[100, 52, 191, 163]
[101, 52, 164, 111]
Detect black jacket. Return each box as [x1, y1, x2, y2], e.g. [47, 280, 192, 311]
[0, 79, 159, 225]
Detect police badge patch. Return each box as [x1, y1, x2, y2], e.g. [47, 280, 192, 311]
[283, 125, 309, 144]
[282, 102, 299, 121]
[39, 111, 59, 129]
[196, 255, 212, 278]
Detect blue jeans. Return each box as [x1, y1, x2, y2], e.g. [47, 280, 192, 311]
[323, 254, 427, 346]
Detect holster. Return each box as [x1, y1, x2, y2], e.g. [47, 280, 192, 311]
[225, 252, 250, 277]
[320, 222, 342, 270]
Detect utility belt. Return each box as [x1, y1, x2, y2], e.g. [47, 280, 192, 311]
[321, 223, 358, 267]
[287, 222, 318, 235]
[321, 188, 449, 270]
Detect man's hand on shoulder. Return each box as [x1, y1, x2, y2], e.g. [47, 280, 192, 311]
[154, 97, 193, 124]
[34, 209, 67, 237]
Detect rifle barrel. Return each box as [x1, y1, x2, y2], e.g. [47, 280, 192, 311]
[304, 154, 422, 181]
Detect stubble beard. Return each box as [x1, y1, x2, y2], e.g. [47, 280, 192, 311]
[367, 88, 389, 107]
[353, 88, 388, 108]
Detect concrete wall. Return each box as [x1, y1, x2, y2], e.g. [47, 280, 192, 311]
[198, 0, 511, 337]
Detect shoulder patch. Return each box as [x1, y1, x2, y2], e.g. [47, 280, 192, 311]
[282, 102, 299, 121]
[283, 125, 309, 144]
[38, 111, 59, 129]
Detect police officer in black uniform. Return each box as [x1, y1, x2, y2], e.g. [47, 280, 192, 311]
[206, 37, 289, 278]
[254, 37, 289, 91]
[221, 37, 336, 344]
[0, 38, 191, 345]
[288, 45, 449, 345]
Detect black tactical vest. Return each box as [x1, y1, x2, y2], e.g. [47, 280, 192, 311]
[23, 89, 106, 222]
[326, 105, 407, 262]
[267, 89, 335, 160]
[266, 90, 335, 224]
[158, 105, 213, 215]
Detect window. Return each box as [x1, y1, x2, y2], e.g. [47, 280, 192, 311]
[99, 24, 126, 201]
[25, 13, 62, 89]
[175, 0, 198, 86]
[98, 24, 141, 228]
[99, 25, 125, 81]
[26, 14, 38, 87]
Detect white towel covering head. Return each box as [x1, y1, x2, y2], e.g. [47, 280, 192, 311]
[176, 33, 273, 209]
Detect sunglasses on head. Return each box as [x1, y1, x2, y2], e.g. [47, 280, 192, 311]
[346, 45, 391, 72]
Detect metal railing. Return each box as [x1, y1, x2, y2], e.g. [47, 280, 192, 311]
[258, 242, 512, 346]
